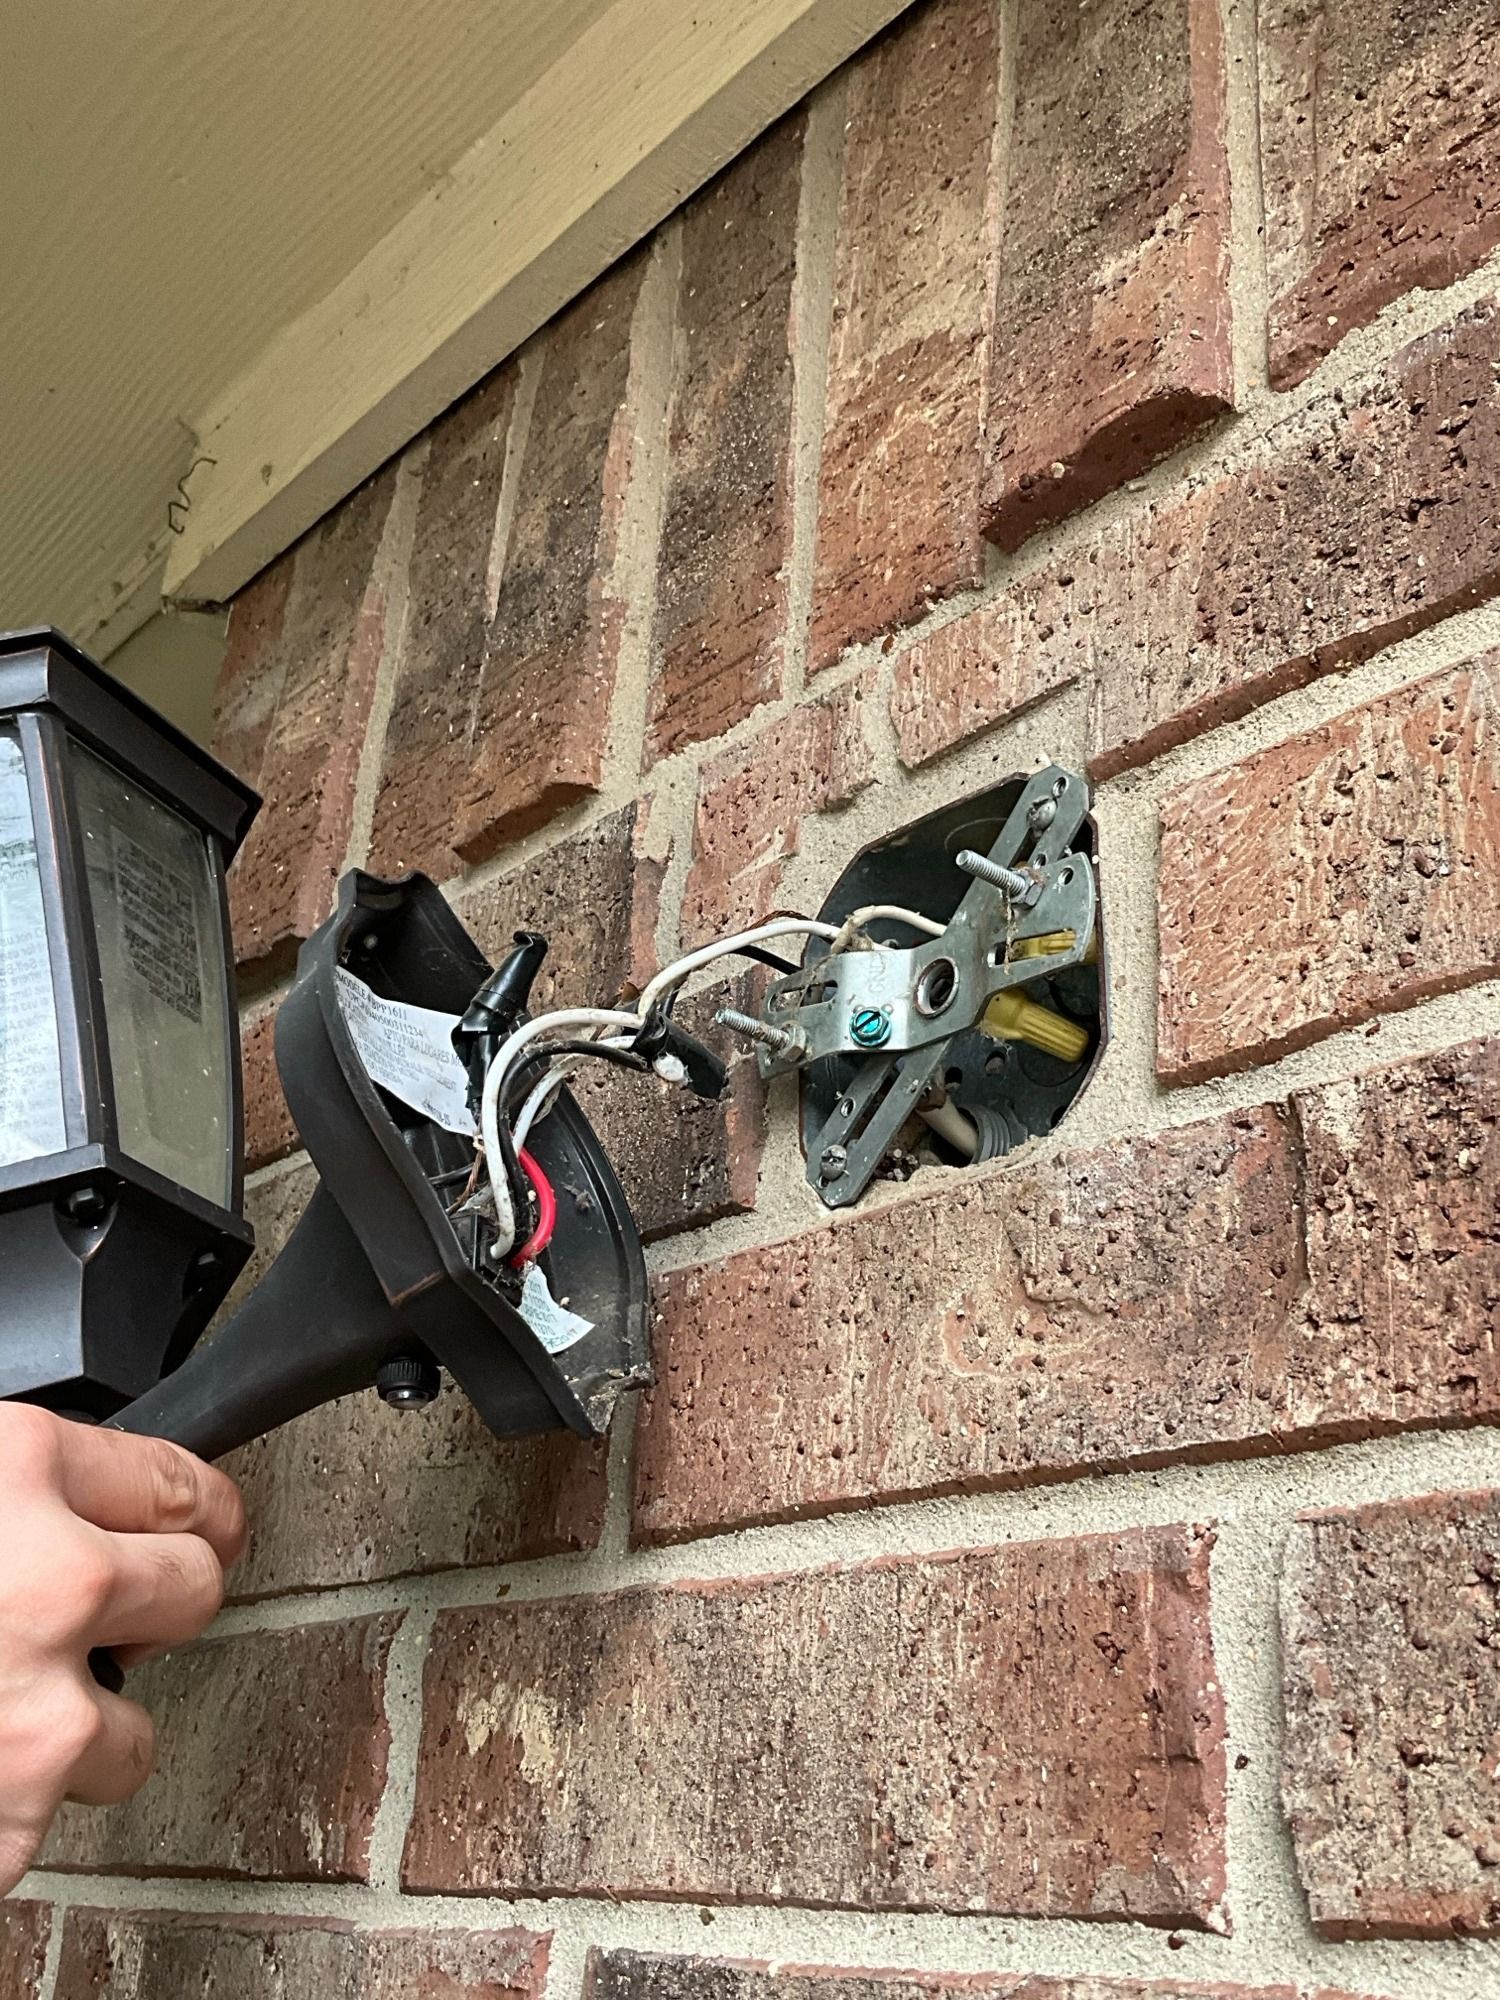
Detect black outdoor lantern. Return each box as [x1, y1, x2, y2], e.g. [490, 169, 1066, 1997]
[0, 627, 259, 1416]
[0, 626, 650, 1474]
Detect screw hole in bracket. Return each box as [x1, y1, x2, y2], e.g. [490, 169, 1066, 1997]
[914, 957, 958, 1018]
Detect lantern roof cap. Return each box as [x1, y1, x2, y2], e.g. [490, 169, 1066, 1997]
[0, 625, 258, 857]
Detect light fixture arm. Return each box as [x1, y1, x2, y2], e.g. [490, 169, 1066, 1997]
[106, 1181, 402, 1460]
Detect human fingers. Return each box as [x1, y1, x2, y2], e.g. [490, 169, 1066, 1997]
[52, 1420, 246, 1571]
[86, 1528, 227, 1660]
[61, 1680, 157, 1808]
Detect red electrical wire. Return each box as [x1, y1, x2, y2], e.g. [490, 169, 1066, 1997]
[510, 1146, 557, 1266]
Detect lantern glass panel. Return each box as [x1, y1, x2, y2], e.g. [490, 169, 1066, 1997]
[73, 745, 232, 1205]
[0, 730, 68, 1168]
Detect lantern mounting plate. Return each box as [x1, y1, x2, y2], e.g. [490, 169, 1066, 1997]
[108, 871, 650, 1460]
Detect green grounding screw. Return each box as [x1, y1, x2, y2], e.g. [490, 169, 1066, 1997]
[850, 1004, 892, 1048]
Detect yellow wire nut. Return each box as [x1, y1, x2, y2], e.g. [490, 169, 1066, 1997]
[981, 988, 1091, 1064]
[1007, 929, 1099, 965]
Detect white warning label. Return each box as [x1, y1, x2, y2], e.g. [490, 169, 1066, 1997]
[111, 824, 203, 1022]
[519, 1261, 595, 1356]
[333, 967, 476, 1135]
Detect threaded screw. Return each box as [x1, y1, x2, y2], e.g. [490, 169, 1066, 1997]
[849, 1004, 892, 1048]
[715, 1007, 806, 1057]
[955, 849, 1033, 900]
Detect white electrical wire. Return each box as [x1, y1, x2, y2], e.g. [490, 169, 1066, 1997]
[637, 918, 843, 1022]
[511, 1036, 636, 1152]
[480, 924, 843, 1255]
[480, 1008, 643, 1255]
[919, 1097, 979, 1158]
[510, 1064, 581, 1154]
[849, 902, 945, 939]
[481, 910, 948, 1256]
[507, 922, 850, 1173]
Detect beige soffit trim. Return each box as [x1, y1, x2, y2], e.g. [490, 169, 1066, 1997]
[164, 0, 912, 609]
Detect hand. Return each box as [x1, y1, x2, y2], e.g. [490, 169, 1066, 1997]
[0, 1404, 246, 1895]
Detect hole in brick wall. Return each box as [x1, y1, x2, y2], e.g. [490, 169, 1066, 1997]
[798, 774, 1106, 1193]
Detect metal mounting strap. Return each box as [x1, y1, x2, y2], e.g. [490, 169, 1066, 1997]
[804, 1041, 949, 1209]
[757, 765, 1095, 1076]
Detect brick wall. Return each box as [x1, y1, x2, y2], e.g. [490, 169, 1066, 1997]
[10, 1, 1500, 1995]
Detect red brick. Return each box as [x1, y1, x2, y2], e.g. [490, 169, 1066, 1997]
[637, 1103, 1293, 1540]
[647, 117, 801, 761]
[55, 1911, 547, 2000]
[240, 995, 296, 1172]
[682, 674, 877, 945]
[809, 0, 1001, 670]
[890, 595, 1083, 769]
[983, 0, 1232, 553]
[590, 1958, 1381, 2000]
[210, 556, 295, 789]
[221, 1162, 608, 1599]
[1093, 298, 1500, 775]
[45, 1615, 399, 1881]
[1260, 0, 1500, 388]
[1158, 656, 1500, 1084]
[456, 259, 648, 863]
[0, 1903, 49, 2000]
[633, 1041, 1500, 1544]
[231, 1396, 606, 1600]
[1294, 1039, 1500, 1401]
[457, 802, 662, 1016]
[405, 1526, 1227, 1927]
[589, 975, 768, 1243]
[459, 804, 766, 1239]
[213, 471, 397, 984]
[368, 365, 517, 880]
[899, 298, 1500, 778]
[1282, 1485, 1500, 1938]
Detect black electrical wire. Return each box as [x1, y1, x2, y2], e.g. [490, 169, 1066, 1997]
[491, 939, 801, 1180]
[489, 1109, 533, 1246]
[656, 943, 800, 1021]
[479, 936, 809, 1275]
[484, 1039, 655, 1231]
[728, 943, 800, 976]
[503, 1037, 652, 1114]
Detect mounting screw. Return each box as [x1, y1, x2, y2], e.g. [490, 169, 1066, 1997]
[1027, 797, 1057, 831]
[377, 1355, 441, 1410]
[849, 1004, 891, 1048]
[819, 1144, 848, 1181]
[715, 1007, 805, 1056]
[61, 1184, 111, 1226]
[955, 848, 1033, 900]
[184, 1247, 224, 1293]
